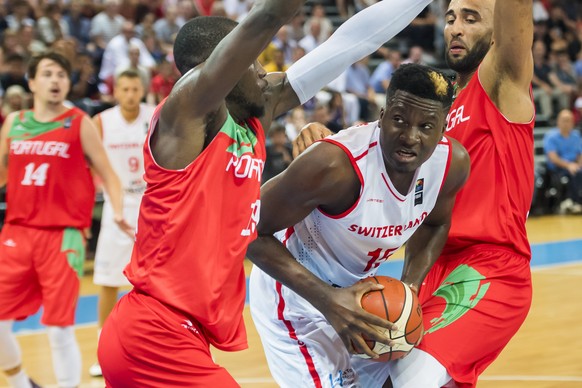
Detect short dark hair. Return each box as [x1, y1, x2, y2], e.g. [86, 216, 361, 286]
[116, 69, 142, 82]
[173, 16, 238, 75]
[387, 64, 454, 109]
[28, 51, 72, 79]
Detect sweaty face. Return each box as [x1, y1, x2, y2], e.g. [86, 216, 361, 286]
[226, 61, 267, 119]
[114, 76, 144, 111]
[28, 59, 71, 106]
[444, 0, 494, 74]
[379, 90, 446, 175]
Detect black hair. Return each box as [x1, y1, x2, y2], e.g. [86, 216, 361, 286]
[173, 16, 238, 76]
[386, 64, 454, 109]
[28, 51, 72, 79]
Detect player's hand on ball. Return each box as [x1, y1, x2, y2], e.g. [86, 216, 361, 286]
[319, 281, 397, 359]
[114, 215, 135, 238]
[292, 122, 333, 158]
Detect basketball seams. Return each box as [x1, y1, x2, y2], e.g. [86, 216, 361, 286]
[373, 276, 392, 326]
[356, 276, 423, 362]
[390, 280, 406, 324]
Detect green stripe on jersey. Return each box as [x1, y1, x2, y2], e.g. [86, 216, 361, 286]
[9, 111, 71, 141]
[61, 228, 86, 277]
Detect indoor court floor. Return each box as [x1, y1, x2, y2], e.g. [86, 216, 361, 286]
[3, 215, 582, 388]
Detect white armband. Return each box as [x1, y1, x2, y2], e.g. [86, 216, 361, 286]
[286, 0, 433, 104]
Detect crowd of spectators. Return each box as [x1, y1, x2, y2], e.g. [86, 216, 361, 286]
[0, 0, 581, 213]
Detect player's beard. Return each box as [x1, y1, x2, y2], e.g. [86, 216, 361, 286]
[446, 37, 492, 74]
[227, 85, 265, 119]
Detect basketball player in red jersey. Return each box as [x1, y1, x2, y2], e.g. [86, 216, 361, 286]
[0, 52, 131, 388]
[97, 0, 442, 385]
[294, 0, 536, 386]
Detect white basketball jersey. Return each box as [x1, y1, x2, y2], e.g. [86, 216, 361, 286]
[99, 103, 155, 205]
[283, 121, 452, 287]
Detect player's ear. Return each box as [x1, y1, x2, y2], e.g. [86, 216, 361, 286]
[378, 108, 385, 128]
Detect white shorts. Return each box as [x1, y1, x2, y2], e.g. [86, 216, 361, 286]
[93, 198, 140, 287]
[249, 266, 391, 388]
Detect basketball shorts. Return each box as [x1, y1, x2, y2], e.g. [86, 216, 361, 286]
[93, 199, 140, 287]
[250, 266, 390, 388]
[98, 289, 239, 388]
[0, 224, 85, 326]
[416, 246, 532, 388]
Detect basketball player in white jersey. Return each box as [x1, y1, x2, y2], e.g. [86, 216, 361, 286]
[248, 64, 470, 387]
[90, 69, 155, 377]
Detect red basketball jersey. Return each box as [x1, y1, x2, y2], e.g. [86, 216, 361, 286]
[5, 108, 95, 229]
[443, 71, 534, 258]
[125, 105, 265, 351]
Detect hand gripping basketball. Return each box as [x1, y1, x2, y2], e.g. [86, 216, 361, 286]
[355, 276, 424, 362]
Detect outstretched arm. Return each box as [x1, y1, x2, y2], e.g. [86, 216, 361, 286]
[265, 0, 435, 121]
[157, 0, 304, 168]
[248, 142, 397, 358]
[480, 0, 534, 121]
[401, 138, 470, 290]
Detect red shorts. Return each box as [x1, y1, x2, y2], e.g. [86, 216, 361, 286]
[98, 290, 239, 387]
[417, 245, 532, 388]
[0, 224, 83, 326]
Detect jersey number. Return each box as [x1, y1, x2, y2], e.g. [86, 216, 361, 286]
[21, 163, 50, 186]
[128, 157, 140, 173]
[241, 200, 261, 237]
[364, 247, 397, 272]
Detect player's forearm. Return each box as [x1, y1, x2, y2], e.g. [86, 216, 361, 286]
[101, 171, 124, 218]
[401, 223, 450, 290]
[286, 0, 433, 104]
[247, 235, 336, 310]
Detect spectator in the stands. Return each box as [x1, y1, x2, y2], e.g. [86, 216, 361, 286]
[402, 45, 428, 65]
[369, 48, 401, 93]
[37, 3, 69, 46]
[153, 5, 182, 54]
[346, 56, 376, 122]
[303, 3, 333, 43]
[146, 58, 177, 105]
[263, 48, 288, 73]
[99, 21, 155, 83]
[90, 0, 126, 54]
[532, 40, 566, 121]
[115, 43, 151, 93]
[299, 18, 324, 54]
[549, 48, 577, 108]
[0, 85, 28, 125]
[263, 123, 293, 184]
[543, 109, 582, 214]
[272, 25, 297, 65]
[0, 53, 29, 94]
[63, 0, 92, 48]
[6, 0, 34, 31]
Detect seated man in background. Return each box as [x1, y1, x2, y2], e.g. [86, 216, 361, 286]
[543, 109, 582, 214]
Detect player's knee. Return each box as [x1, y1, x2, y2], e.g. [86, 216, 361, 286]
[47, 326, 76, 349]
[389, 348, 452, 388]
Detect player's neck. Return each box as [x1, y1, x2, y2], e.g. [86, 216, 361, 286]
[454, 70, 477, 98]
[120, 106, 140, 123]
[32, 101, 68, 122]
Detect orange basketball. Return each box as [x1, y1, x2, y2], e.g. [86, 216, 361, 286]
[355, 275, 423, 362]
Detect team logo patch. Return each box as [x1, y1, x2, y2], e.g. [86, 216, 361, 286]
[414, 178, 424, 206]
[425, 264, 490, 334]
